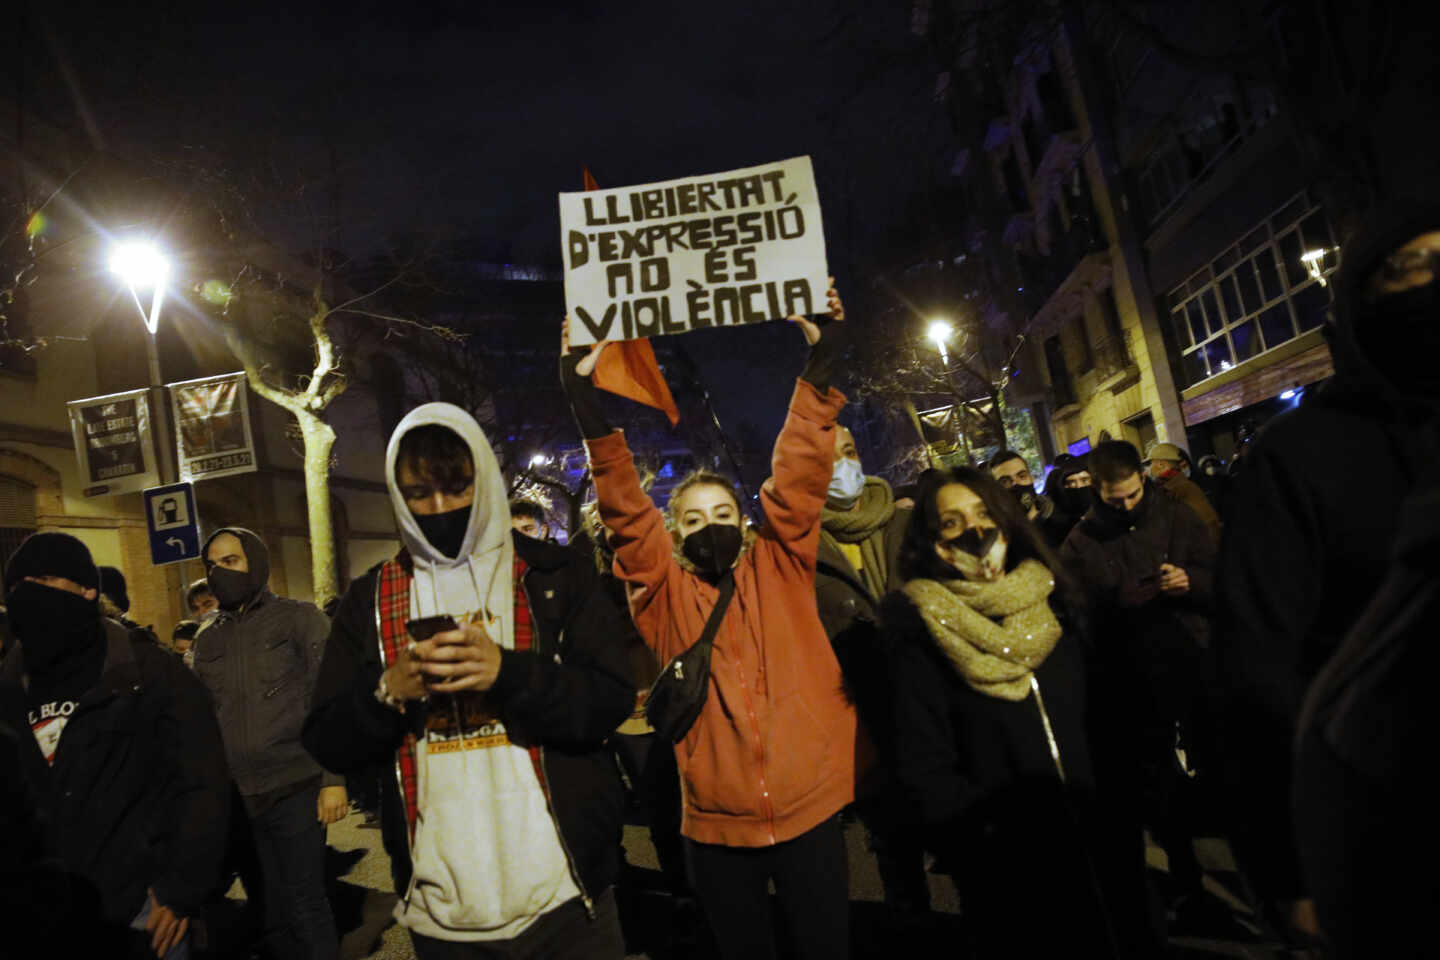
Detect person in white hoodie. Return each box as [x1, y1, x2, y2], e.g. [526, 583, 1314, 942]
[302, 403, 635, 959]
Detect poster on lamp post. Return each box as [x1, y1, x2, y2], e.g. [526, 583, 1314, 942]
[559, 155, 830, 345]
[167, 372, 259, 482]
[67, 388, 161, 498]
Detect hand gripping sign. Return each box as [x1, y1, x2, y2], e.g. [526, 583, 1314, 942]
[560, 156, 829, 345]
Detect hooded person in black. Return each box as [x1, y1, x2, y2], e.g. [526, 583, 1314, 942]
[1044, 457, 1093, 538]
[0, 532, 229, 957]
[191, 526, 344, 960]
[1216, 202, 1440, 945]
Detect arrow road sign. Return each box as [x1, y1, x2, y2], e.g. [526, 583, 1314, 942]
[144, 482, 201, 566]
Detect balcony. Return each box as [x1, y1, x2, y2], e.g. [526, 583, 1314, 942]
[1025, 222, 1112, 337]
[1093, 329, 1141, 393]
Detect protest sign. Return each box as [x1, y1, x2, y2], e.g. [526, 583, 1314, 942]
[168, 372, 259, 482]
[67, 388, 161, 497]
[560, 156, 829, 345]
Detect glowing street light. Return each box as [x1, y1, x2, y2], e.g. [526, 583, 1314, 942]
[1301, 247, 1333, 287]
[927, 318, 953, 365]
[105, 239, 177, 481]
[529, 453, 552, 468]
[109, 241, 171, 334]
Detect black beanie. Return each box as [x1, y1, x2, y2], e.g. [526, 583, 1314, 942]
[3, 533, 100, 596]
[97, 566, 131, 613]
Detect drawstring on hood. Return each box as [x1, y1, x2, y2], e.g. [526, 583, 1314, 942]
[385, 403, 516, 725]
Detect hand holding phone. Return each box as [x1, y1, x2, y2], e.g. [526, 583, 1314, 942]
[1158, 563, 1190, 596]
[409, 616, 503, 694]
[406, 615, 459, 642]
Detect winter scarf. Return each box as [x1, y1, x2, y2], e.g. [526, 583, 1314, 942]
[903, 559, 1062, 701]
[821, 476, 896, 600]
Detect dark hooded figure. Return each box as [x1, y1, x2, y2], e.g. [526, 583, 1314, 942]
[1216, 203, 1440, 947]
[96, 566, 160, 645]
[1044, 456, 1093, 535]
[0, 532, 229, 957]
[191, 526, 344, 960]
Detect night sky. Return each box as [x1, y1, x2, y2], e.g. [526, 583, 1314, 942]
[19, 0, 953, 445]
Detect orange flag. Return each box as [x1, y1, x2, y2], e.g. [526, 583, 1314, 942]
[582, 167, 681, 426]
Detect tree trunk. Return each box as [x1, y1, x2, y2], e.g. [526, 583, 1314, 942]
[298, 411, 339, 608]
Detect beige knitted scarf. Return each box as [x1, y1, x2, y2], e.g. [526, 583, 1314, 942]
[903, 559, 1063, 701]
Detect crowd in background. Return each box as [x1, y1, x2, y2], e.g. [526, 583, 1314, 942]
[2, 212, 1437, 960]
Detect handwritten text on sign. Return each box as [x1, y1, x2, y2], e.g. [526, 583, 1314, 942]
[560, 156, 828, 345]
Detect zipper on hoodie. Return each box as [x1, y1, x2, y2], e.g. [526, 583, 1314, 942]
[522, 576, 595, 918]
[1030, 675, 1067, 785]
[727, 591, 775, 843]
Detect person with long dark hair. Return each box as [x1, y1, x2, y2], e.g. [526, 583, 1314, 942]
[882, 467, 1133, 957]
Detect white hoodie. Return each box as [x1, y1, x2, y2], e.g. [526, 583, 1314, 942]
[385, 403, 580, 941]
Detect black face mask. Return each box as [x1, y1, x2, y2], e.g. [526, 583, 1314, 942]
[207, 567, 256, 610]
[1357, 282, 1440, 396]
[415, 505, 471, 559]
[1095, 481, 1152, 526]
[681, 524, 744, 579]
[943, 525, 1001, 558]
[6, 581, 101, 675]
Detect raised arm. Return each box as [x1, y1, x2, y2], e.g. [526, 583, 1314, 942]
[760, 281, 846, 562]
[560, 326, 676, 622]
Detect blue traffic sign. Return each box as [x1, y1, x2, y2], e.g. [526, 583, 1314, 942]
[144, 483, 201, 566]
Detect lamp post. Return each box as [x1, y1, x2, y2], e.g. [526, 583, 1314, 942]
[109, 241, 177, 484]
[925, 317, 974, 464]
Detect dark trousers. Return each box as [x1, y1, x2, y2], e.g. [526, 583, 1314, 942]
[410, 888, 624, 960]
[685, 815, 849, 960]
[248, 782, 337, 960]
[612, 732, 688, 896]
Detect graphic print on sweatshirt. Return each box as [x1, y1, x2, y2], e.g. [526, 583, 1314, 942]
[423, 610, 512, 753]
[29, 699, 78, 765]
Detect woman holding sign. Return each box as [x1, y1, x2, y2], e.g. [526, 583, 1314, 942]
[560, 284, 858, 960]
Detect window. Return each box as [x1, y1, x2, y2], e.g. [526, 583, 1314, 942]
[1, 475, 37, 569]
[1167, 191, 1336, 388]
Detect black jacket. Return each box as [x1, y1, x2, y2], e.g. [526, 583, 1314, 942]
[191, 587, 341, 798]
[884, 592, 1094, 831]
[815, 508, 908, 748]
[882, 593, 1120, 955]
[1061, 481, 1216, 669]
[1214, 204, 1440, 901]
[302, 532, 635, 902]
[0, 619, 230, 925]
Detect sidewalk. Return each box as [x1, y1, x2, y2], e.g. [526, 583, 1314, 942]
[313, 811, 1289, 959]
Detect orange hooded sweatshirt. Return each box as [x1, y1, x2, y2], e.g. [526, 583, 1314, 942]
[587, 378, 858, 848]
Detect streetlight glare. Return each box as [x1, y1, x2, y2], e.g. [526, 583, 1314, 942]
[927, 319, 953, 347]
[109, 241, 171, 289]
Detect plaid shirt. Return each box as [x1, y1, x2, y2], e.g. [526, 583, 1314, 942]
[377, 552, 539, 845]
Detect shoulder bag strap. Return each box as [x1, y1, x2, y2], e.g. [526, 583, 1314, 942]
[691, 571, 736, 656]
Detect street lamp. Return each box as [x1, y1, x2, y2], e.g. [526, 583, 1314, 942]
[927, 318, 953, 366]
[109, 239, 177, 483]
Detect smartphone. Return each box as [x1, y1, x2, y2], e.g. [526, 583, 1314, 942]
[1136, 571, 1160, 589]
[406, 615, 459, 642]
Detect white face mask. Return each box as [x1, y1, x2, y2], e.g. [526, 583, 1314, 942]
[828, 457, 866, 507]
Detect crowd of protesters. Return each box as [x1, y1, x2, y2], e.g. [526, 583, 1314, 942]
[1, 210, 1435, 959]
